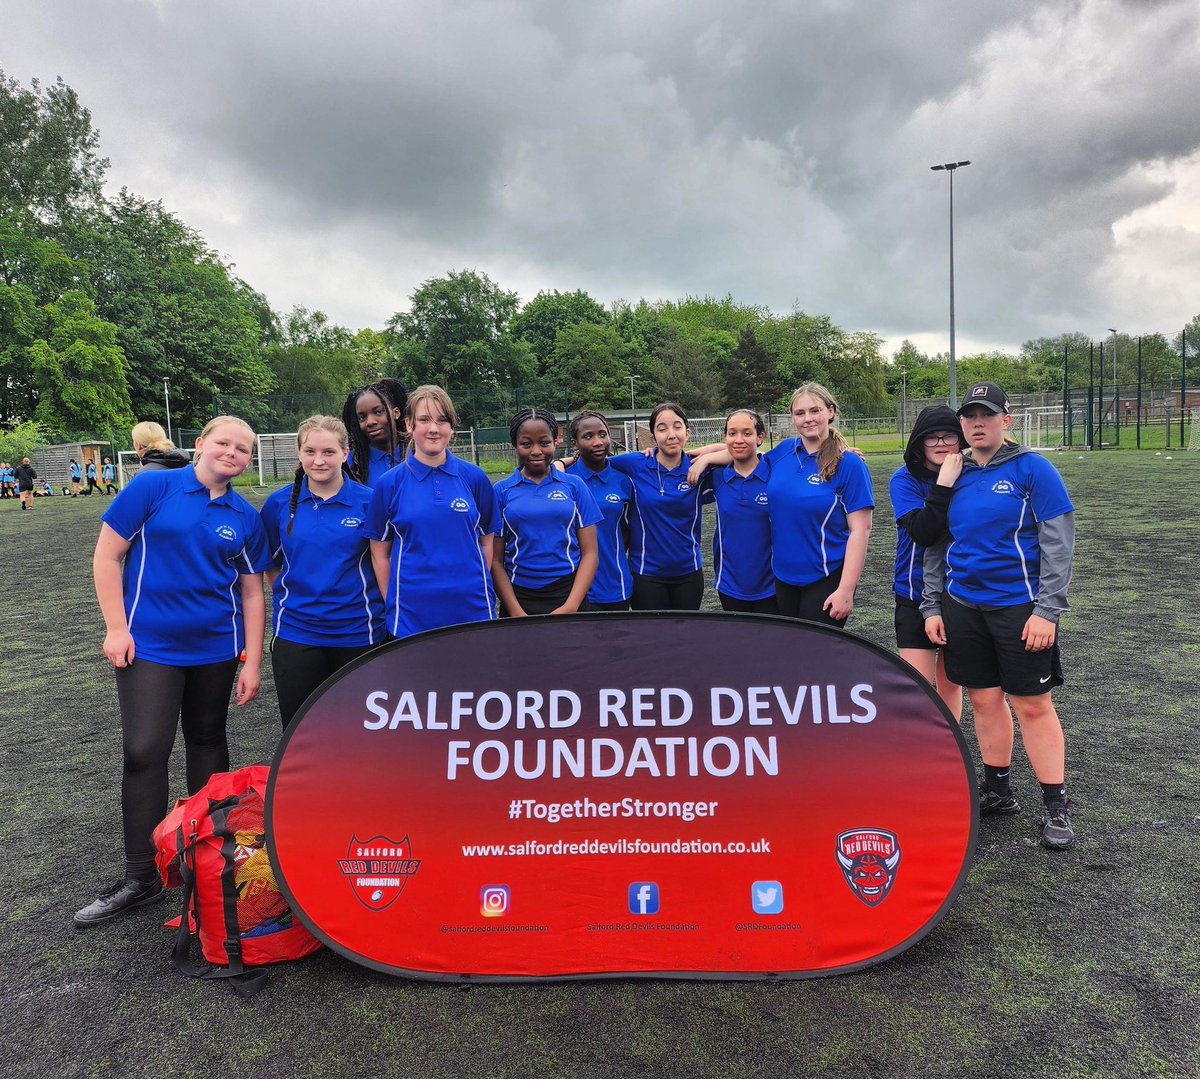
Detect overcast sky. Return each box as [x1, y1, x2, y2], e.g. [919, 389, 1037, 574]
[7, 0, 1200, 357]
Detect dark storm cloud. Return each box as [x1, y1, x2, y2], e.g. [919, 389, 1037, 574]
[5, 0, 1199, 346]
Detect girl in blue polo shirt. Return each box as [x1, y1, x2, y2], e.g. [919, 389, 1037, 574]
[262, 415, 385, 729]
[763, 383, 873, 627]
[565, 411, 634, 610]
[493, 408, 601, 616]
[367, 385, 499, 639]
[344, 377, 408, 487]
[705, 409, 777, 615]
[922, 381, 1076, 849]
[604, 402, 709, 611]
[888, 405, 965, 721]
[76, 415, 271, 928]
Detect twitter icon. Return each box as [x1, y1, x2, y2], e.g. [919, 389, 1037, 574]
[752, 881, 784, 915]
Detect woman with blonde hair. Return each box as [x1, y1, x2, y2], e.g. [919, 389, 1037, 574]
[762, 383, 874, 626]
[261, 415, 385, 728]
[76, 416, 271, 927]
[131, 420, 189, 473]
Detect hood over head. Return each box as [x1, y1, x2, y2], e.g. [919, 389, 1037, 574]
[904, 405, 967, 476]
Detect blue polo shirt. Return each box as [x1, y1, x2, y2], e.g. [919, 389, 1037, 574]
[365, 451, 500, 639]
[262, 477, 385, 648]
[889, 467, 932, 602]
[101, 465, 272, 666]
[945, 451, 1074, 608]
[494, 469, 603, 589]
[709, 458, 774, 602]
[608, 452, 706, 578]
[348, 444, 403, 487]
[566, 460, 634, 604]
[763, 439, 875, 586]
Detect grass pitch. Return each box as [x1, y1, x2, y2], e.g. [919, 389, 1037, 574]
[1, 451, 1198, 1078]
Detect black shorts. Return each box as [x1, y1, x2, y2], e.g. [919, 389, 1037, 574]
[503, 572, 577, 617]
[942, 596, 1063, 696]
[894, 597, 934, 650]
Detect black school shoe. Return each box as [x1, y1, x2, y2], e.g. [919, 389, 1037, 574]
[73, 877, 165, 928]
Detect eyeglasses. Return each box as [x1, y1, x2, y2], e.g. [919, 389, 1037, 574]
[922, 433, 960, 446]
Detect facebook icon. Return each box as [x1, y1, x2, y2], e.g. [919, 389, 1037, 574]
[628, 882, 660, 915]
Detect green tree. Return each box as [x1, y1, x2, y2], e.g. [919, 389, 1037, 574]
[0, 418, 45, 461]
[0, 72, 108, 225]
[825, 331, 888, 415]
[756, 308, 834, 393]
[549, 321, 635, 410]
[387, 269, 533, 426]
[723, 325, 783, 412]
[653, 328, 723, 414]
[511, 289, 610, 373]
[62, 191, 274, 428]
[30, 290, 133, 435]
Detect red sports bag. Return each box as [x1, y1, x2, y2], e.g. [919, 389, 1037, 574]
[153, 764, 320, 995]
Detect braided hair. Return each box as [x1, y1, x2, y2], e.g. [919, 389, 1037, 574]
[569, 410, 610, 447]
[342, 377, 408, 485]
[287, 415, 349, 535]
[509, 407, 560, 445]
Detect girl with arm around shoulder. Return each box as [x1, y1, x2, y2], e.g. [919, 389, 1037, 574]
[262, 416, 386, 730]
[76, 416, 271, 927]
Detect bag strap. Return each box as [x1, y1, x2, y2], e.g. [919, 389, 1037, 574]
[170, 820, 269, 999]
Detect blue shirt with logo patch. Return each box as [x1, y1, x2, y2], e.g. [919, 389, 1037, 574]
[763, 439, 875, 586]
[945, 451, 1074, 608]
[365, 450, 500, 639]
[262, 477, 385, 648]
[608, 452, 707, 578]
[565, 460, 634, 604]
[494, 469, 603, 589]
[889, 466, 932, 602]
[348, 444, 403, 487]
[101, 465, 272, 665]
[708, 457, 774, 601]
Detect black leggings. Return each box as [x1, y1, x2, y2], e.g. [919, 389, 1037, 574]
[631, 570, 704, 611]
[774, 567, 848, 628]
[116, 657, 239, 881]
[719, 593, 780, 615]
[271, 637, 377, 730]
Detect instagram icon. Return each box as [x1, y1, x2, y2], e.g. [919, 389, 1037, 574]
[480, 885, 510, 917]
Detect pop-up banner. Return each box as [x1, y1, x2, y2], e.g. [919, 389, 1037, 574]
[267, 613, 976, 980]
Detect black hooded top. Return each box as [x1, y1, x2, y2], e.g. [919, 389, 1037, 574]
[138, 448, 190, 472]
[896, 405, 966, 548]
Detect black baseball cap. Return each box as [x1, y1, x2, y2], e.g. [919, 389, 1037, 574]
[957, 382, 1009, 415]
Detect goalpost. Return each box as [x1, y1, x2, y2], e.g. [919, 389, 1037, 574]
[1189, 408, 1200, 451]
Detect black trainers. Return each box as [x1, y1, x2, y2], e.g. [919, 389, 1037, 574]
[1040, 801, 1075, 849]
[73, 877, 165, 928]
[979, 785, 1021, 816]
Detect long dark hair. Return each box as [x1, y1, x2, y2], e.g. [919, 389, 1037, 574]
[342, 377, 408, 485]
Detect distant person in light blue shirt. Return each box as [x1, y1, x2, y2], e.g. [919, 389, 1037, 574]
[77, 416, 271, 929]
[343, 377, 408, 487]
[262, 415, 385, 729]
[367, 385, 499, 639]
[565, 411, 634, 610]
[493, 408, 601, 616]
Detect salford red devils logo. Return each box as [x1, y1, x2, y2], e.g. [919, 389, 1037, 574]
[337, 835, 421, 912]
[836, 829, 901, 907]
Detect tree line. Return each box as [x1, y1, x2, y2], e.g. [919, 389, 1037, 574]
[2, 71, 1197, 453]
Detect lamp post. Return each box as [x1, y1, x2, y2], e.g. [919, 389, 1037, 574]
[163, 377, 172, 445]
[628, 374, 642, 446]
[930, 160, 971, 406]
[1108, 328, 1119, 440]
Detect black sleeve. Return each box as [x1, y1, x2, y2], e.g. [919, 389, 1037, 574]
[897, 483, 953, 547]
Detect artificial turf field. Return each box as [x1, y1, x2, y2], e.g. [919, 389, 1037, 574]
[1, 450, 1197, 1079]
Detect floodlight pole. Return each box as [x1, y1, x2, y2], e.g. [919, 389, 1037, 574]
[629, 374, 642, 433]
[930, 160, 971, 407]
[1108, 328, 1119, 442]
[163, 377, 172, 445]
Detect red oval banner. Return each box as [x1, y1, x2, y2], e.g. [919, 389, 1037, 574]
[267, 613, 976, 980]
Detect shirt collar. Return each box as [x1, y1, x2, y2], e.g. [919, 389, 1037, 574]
[723, 456, 769, 483]
[299, 476, 355, 506]
[406, 450, 462, 481]
[181, 463, 246, 512]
